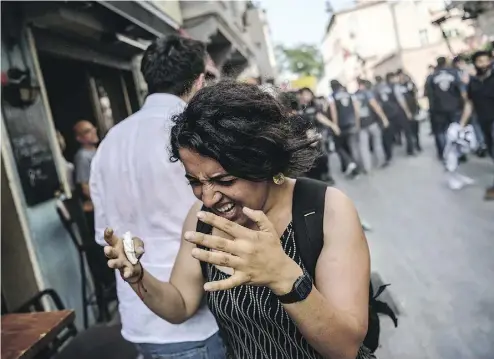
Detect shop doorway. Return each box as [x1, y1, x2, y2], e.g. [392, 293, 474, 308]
[38, 53, 139, 163]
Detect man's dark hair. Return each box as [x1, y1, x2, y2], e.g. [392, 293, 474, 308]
[471, 50, 492, 63]
[375, 75, 383, 83]
[170, 81, 318, 180]
[385, 72, 395, 82]
[452, 55, 464, 65]
[436, 56, 447, 68]
[330, 80, 342, 92]
[140, 35, 206, 96]
[298, 87, 314, 96]
[278, 91, 299, 112]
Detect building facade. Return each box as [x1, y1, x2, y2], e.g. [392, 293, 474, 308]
[318, 0, 478, 96]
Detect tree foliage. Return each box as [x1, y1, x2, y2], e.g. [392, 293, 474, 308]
[276, 44, 324, 78]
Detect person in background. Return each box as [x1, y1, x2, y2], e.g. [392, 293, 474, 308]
[452, 55, 487, 156]
[374, 75, 395, 162]
[387, 72, 415, 155]
[298, 87, 338, 184]
[460, 50, 494, 200]
[397, 69, 422, 152]
[73, 120, 99, 210]
[354, 79, 389, 173]
[89, 35, 224, 358]
[425, 56, 467, 160]
[374, 73, 413, 159]
[328, 80, 359, 177]
[425, 65, 436, 137]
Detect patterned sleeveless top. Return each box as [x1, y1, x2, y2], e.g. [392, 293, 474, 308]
[203, 222, 375, 359]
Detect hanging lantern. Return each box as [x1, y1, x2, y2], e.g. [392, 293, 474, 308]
[1, 67, 40, 108]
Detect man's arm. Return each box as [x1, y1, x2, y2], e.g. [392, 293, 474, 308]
[89, 152, 106, 245]
[315, 112, 340, 135]
[369, 98, 389, 127]
[458, 76, 471, 127]
[328, 96, 339, 127]
[394, 85, 412, 119]
[75, 153, 92, 199]
[352, 97, 361, 129]
[281, 188, 370, 359]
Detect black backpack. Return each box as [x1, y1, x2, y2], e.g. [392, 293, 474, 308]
[292, 177, 398, 353]
[196, 177, 398, 353]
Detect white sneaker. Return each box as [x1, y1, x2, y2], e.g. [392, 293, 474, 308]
[345, 162, 357, 176]
[456, 173, 475, 186]
[447, 173, 464, 190]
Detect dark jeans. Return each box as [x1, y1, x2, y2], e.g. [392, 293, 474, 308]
[136, 332, 226, 359]
[334, 129, 359, 172]
[381, 125, 394, 162]
[479, 118, 494, 187]
[479, 119, 494, 159]
[432, 110, 462, 159]
[410, 119, 421, 151]
[392, 112, 414, 155]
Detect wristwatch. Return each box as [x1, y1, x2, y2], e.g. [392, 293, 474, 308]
[276, 271, 313, 304]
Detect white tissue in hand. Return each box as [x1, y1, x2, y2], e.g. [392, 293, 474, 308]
[123, 231, 138, 265]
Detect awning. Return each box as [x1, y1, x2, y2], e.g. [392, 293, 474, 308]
[98, 1, 180, 38]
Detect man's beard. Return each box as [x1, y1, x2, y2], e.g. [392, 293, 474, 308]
[475, 66, 490, 76]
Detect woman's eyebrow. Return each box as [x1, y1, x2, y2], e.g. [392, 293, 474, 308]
[184, 173, 231, 181]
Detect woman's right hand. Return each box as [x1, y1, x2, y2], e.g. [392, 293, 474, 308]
[103, 228, 145, 281]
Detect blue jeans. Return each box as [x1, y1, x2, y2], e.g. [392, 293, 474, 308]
[136, 332, 226, 359]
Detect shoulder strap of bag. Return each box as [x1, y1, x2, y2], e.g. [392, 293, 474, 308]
[292, 178, 328, 281]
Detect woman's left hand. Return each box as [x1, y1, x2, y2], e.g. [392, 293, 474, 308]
[184, 207, 303, 294]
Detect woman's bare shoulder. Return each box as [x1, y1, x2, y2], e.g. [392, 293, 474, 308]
[182, 200, 204, 233]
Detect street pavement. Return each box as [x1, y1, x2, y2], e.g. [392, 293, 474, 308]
[329, 128, 494, 359]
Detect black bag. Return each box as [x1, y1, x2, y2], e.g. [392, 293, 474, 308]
[292, 177, 398, 353]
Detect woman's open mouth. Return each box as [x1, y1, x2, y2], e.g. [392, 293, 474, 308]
[213, 202, 237, 219]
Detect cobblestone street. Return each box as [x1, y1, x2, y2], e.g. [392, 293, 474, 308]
[331, 130, 494, 359]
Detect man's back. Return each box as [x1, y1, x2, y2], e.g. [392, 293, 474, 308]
[90, 93, 218, 344]
[428, 67, 464, 113]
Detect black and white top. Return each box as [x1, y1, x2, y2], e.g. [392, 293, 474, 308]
[204, 222, 375, 359]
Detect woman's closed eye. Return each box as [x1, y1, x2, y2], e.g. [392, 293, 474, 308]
[187, 178, 237, 187]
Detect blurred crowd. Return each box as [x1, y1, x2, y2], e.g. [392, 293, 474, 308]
[278, 48, 494, 200]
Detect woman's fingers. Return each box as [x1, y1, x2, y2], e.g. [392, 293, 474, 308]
[191, 248, 242, 269]
[184, 232, 239, 255]
[133, 237, 145, 259]
[104, 246, 118, 259]
[104, 227, 118, 246]
[107, 257, 127, 270]
[204, 273, 249, 291]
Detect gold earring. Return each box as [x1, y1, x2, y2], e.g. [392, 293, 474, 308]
[273, 173, 285, 185]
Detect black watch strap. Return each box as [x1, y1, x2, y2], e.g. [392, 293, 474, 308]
[276, 271, 313, 304]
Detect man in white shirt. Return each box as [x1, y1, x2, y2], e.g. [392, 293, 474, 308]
[90, 35, 224, 359]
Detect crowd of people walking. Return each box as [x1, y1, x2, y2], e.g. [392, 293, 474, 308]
[281, 49, 493, 202]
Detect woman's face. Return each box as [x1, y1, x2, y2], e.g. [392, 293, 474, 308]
[179, 148, 271, 226]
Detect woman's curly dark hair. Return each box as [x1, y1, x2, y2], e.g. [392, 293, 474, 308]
[170, 81, 319, 181]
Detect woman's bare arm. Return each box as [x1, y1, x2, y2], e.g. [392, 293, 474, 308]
[106, 201, 205, 324]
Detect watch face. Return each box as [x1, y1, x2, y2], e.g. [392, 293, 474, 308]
[295, 273, 313, 299]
